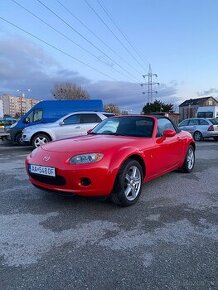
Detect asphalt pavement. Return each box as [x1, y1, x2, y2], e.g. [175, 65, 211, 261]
[0, 140, 217, 290]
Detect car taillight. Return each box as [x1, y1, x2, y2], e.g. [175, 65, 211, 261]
[208, 125, 214, 131]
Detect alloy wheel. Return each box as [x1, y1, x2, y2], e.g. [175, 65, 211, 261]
[124, 165, 142, 201]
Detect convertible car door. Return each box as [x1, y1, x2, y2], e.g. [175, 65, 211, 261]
[151, 118, 181, 176]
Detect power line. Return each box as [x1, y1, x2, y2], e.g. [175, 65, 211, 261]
[11, 0, 135, 81]
[55, 0, 142, 77]
[0, 16, 118, 81]
[36, 0, 139, 82]
[84, 0, 145, 73]
[97, 0, 148, 69]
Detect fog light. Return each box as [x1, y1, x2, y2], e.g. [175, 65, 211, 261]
[80, 178, 91, 186]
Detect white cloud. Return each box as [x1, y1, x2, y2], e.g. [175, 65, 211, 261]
[197, 88, 218, 97]
[0, 36, 179, 112]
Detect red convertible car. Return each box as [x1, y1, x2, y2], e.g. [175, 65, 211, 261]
[26, 115, 195, 206]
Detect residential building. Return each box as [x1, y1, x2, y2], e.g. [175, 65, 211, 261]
[179, 96, 218, 121]
[0, 95, 39, 117]
[0, 100, 3, 117]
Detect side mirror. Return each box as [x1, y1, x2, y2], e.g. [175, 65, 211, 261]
[59, 121, 64, 126]
[25, 117, 30, 123]
[163, 129, 176, 138]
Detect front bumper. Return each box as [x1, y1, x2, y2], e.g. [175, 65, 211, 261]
[25, 154, 116, 197]
[22, 132, 32, 143]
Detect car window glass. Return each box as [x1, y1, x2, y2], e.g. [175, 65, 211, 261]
[97, 120, 119, 133]
[199, 119, 209, 125]
[63, 114, 80, 125]
[205, 112, 213, 118]
[179, 119, 189, 126]
[25, 109, 43, 123]
[25, 111, 33, 123]
[135, 119, 154, 137]
[80, 114, 102, 123]
[188, 119, 199, 125]
[33, 110, 43, 122]
[157, 118, 176, 136]
[198, 112, 213, 118]
[92, 116, 154, 137]
[209, 119, 218, 125]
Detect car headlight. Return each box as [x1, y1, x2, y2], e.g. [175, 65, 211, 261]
[69, 153, 104, 164]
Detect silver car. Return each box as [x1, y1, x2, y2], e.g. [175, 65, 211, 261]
[178, 118, 218, 141]
[22, 111, 113, 148]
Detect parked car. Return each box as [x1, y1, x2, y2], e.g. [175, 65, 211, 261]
[26, 115, 195, 206]
[7, 99, 103, 145]
[22, 111, 113, 148]
[178, 118, 218, 141]
[0, 117, 17, 129]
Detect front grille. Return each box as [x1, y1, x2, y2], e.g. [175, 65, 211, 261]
[29, 172, 66, 186]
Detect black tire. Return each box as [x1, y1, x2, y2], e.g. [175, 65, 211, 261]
[214, 137, 218, 141]
[110, 159, 143, 206]
[181, 145, 195, 173]
[15, 132, 25, 146]
[32, 133, 51, 148]
[193, 131, 203, 141]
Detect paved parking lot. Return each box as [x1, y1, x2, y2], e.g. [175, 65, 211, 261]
[0, 140, 217, 290]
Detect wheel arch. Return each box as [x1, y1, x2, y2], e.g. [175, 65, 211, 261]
[14, 131, 23, 144]
[113, 153, 146, 180]
[14, 131, 22, 141]
[193, 130, 203, 141]
[127, 154, 146, 178]
[190, 141, 196, 151]
[110, 154, 145, 206]
[30, 131, 52, 146]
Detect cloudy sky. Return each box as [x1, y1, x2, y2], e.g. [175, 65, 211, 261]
[0, 0, 218, 113]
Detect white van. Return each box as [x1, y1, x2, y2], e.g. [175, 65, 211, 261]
[196, 106, 218, 118]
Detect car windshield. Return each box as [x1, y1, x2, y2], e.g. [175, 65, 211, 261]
[209, 118, 218, 125]
[91, 116, 154, 137]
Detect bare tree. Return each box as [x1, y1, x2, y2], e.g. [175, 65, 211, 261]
[104, 103, 120, 114]
[51, 82, 90, 100]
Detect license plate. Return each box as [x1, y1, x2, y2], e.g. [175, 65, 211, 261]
[29, 165, 56, 177]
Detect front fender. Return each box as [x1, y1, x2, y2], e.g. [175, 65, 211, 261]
[106, 146, 146, 190]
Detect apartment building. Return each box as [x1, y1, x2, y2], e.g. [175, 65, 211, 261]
[0, 95, 39, 117]
[0, 100, 3, 117]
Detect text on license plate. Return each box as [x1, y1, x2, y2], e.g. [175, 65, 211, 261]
[29, 165, 56, 177]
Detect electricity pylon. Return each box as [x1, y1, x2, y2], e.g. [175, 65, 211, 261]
[140, 64, 159, 103]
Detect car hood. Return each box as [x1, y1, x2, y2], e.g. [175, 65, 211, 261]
[41, 134, 146, 154]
